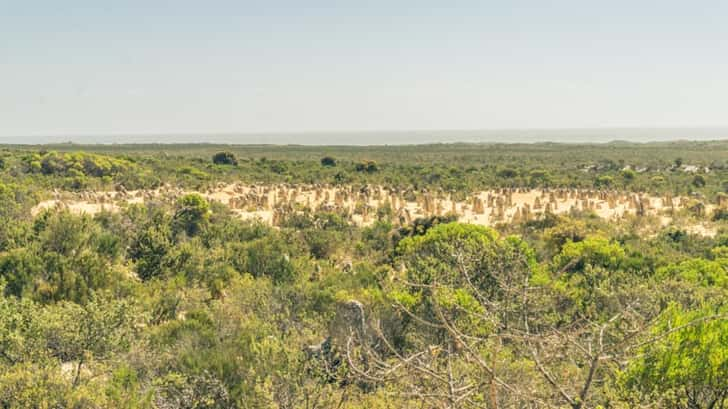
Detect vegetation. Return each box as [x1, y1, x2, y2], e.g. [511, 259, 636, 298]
[0, 141, 725, 408]
[212, 151, 238, 166]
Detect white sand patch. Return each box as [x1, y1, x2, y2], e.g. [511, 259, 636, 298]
[31, 199, 119, 217]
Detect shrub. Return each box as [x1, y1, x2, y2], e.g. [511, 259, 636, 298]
[692, 174, 706, 187]
[212, 151, 238, 166]
[355, 160, 378, 173]
[713, 208, 728, 221]
[595, 175, 614, 188]
[621, 169, 636, 181]
[496, 168, 518, 178]
[173, 194, 211, 237]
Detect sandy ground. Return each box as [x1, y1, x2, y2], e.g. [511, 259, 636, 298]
[31, 184, 720, 236]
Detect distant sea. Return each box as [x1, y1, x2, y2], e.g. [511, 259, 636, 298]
[2, 128, 728, 146]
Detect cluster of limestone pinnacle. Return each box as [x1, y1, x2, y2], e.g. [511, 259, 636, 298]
[41, 183, 724, 227]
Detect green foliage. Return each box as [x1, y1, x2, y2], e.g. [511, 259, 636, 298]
[528, 169, 551, 186]
[355, 160, 378, 173]
[0, 141, 726, 194]
[622, 305, 728, 408]
[0, 293, 137, 406]
[595, 175, 614, 188]
[713, 207, 728, 221]
[320, 156, 337, 167]
[211, 151, 238, 166]
[26, 151, 136, 179]
[554, 235, 626, 273]
[551, 236, 634, 318]
[395, 214, 458, 242]
[177, 166, 209, 180]
[542, 216, 589, 254]
[173, 194, 210, 236]
[692, 174, 707, 187]
[0, 212, 126, 303]
[0, 363, 81, 408]
[130, 222, 173, 281]
[394, 223, 536, 341]
[621, 168, 636, 181]
[40, 295, 136, 365]
[154, 371, 232, 408]
[0, 142, 724, 408]
[240, 236, 296, 283]
[657, 258, 727, 288]
[496, 168, 518, 178]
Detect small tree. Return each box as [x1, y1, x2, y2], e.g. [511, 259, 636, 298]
[692, 174, 706, 188]
[496, 168, 518, 178]
[355, 160, 378, 173]
[320, 156, 337, 167]
[211, 151, 238, 166]
[621, 169, 636, 182]
[622, 305, 728, 409]
[346, 224, 718, 409]
[129, 223, 173, 281]
[595, 175, 614, 188]
[41, 296, 135, 387]
[173, 194, 210, 237]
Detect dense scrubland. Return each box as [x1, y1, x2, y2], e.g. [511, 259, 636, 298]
[0, 141, 726, 408]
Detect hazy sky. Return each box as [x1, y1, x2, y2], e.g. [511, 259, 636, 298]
[2, 0, 728, 139]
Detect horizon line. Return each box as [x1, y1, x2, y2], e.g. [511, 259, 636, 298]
[4, 125, 728, 139]
[1, 126, 727, 146]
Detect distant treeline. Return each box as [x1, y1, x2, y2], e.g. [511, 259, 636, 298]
[0, 142, 725, 201]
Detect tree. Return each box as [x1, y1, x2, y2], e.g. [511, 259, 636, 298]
[622, 305, 728, 408]
[0, 363, 79, 408]
[241, 237, 295, 283]
[0, 293, 135, 403]
[40, 296, 136, 387]
[692, 174, 707, 188]
[320, 156, 337, 167]
[0, 211, 124, 303]
[348, 223, 541, 408]
[0, 294, 43, 365]
[154, 371, 232, 409]
[130, 222, 173, 281]
[496, 168, 518, 178]
[355, 160, 378, 173]
[542, 217, 588, 254]
[346, 224, 694, 409]
[621, 169, 636, 182]
[0, 248, 43, 298]
[211, 151, 238, 166]
[595, 175, 614, 188]
[173, 194, 210, 237]
[528, 169, 551, 187]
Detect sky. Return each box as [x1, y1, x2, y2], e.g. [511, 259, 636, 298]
[2, 0, 728, 142]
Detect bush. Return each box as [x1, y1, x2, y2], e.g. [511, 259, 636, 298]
[355, 160, 378, 173]
[692, 174, 706, 187]
[713, 208, 728, 221]
[173, 194, 210, 237]
[595, 175, 614, 188]
[621, 169, 636, 181]
[528, 169, 551, 186]
[212, 151, 238, 166]
[496, 168, 518, 178]
[320, 156, 337, 167]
